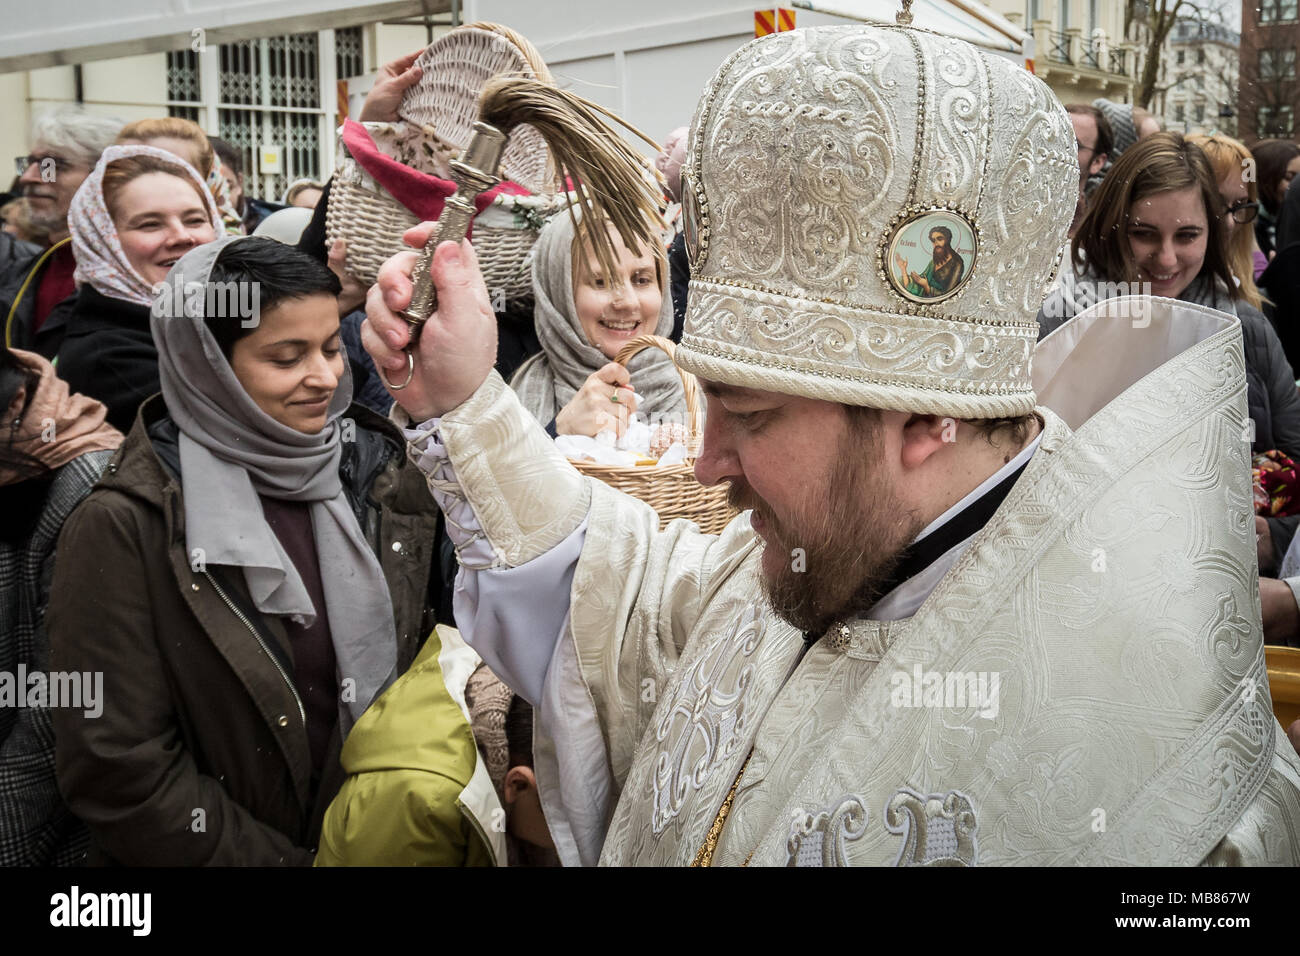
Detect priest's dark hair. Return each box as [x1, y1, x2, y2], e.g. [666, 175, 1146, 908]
[204, 236, 341, 359]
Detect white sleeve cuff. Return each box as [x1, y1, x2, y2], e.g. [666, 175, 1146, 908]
[392, 406, 500, 569]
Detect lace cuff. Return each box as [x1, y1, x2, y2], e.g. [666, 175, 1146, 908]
[391, 404, 499, 570]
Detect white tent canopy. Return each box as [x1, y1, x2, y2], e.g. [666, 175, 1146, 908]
[0, 0, 436, 74]
[791, 0, 1029, 61]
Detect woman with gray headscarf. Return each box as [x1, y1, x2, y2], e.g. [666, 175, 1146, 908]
[46, 236, 446, 865]
[511, 209, 686, 436]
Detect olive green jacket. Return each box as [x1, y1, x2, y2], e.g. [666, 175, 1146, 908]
[316, 625, 507, 866]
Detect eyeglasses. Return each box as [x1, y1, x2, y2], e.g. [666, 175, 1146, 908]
[1223, 199, 1260, 224]
[14, 154, 78, 176]
[1076, 141, 1099, 157]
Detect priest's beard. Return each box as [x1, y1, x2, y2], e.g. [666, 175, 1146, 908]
[729, 408, 925, 636]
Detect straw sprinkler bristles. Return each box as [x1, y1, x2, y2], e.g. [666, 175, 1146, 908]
[477, 75, 666, 289]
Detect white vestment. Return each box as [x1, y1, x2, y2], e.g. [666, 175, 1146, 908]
[401, 296, 1300, 866]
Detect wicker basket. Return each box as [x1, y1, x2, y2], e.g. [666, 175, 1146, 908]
[325, 164, 419, 288]
[326, 147, 569, 293]
[325, 22, 565, 293]
[400, 21, 557, 195]
[570, 335, 737, 534]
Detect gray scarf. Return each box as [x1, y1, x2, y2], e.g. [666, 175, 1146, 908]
[510, 211, 686, 425]
[150, 236, 396, 727]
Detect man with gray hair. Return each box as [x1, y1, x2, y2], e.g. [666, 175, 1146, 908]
[1, 107, 120, 358]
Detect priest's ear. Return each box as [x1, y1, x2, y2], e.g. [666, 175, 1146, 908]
[898, 414, 958, 470]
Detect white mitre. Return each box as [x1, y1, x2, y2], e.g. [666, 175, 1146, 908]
[674, 24, 1077, 417]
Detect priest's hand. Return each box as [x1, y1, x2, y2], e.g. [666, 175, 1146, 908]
[1260, 576, 1300, 645]
[362, 223, 498, 422]
[556, 363, 636, 438]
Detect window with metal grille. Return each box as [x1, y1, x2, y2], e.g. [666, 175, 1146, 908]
[336, 26, 365, 79]
[166, 49, 202, 124]
[217, 33, 322, 202]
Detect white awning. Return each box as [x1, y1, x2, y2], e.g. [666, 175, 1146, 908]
[0, 0, 438, 74]
[791, 0, 1029, 60]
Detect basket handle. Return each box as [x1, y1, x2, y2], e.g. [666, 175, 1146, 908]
[613, 333, 702, 454]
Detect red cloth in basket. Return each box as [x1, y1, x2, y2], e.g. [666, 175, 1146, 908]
[341, 119, 529, 228]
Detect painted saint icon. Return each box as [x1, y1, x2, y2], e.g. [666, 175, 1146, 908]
[885, 210, 977, 303]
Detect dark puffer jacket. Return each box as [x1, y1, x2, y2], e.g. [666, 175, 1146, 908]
[55, 286, 159, 434]
[1, 235, 76, 359]
[47, 395, 447, 865]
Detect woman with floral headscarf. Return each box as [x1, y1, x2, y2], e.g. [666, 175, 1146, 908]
[116, 117, 245, 235]
[55, 144, 222, 432]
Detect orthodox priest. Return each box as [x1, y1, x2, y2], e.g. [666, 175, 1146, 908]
[363, 24, 1300, 865]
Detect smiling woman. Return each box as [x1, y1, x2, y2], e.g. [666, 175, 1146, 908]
[55, 144, 222, 432]
[44, 235, 453, 866]
[202, 240, 345, 435]
[509, 209, 686, 438]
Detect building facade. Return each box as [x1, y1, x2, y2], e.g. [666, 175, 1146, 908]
[992, 0, 1140, 104]
[1153, 18, 1239, 136]
[0, 20, 438, 201]
[1240, 0, 1300, 141]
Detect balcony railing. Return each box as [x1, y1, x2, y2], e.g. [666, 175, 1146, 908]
[1037, 26, 1132, 78]
[1080, 37, 1102, 70]
[1047, 30, 1072, 65]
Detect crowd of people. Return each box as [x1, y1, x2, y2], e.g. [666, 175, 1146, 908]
[2, 22, 1300, 868]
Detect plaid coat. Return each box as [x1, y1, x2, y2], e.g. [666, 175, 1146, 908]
[0, 449, 112, 865]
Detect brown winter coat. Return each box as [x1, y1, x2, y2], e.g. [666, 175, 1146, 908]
[46, 395, 441, 865]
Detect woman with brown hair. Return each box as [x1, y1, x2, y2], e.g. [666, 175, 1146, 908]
[1037, 131, 1300, 571]
[1187, 134, 1266, 308]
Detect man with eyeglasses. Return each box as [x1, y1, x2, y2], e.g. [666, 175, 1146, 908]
[1063, 104, 1113, 237]
[0, 108, 120, 359]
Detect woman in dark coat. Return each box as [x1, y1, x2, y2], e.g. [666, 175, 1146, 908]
[47, 237, 446, 865]
[0, 344, 120, 865]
